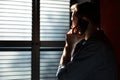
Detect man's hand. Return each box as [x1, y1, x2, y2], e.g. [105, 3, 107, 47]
[59, 28, 85, 66]
[66, 27, 85, 48]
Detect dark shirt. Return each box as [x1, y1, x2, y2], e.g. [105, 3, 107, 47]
[56, 30, 118, 80]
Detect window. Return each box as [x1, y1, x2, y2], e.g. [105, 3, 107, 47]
[0, 0, 70, 80]
[40, 0, 70, 80]
[0, 0, 32, 41]
[0, 0, 32, 80]
[0, 51, 31, 80]
[40, 0, 70, 41]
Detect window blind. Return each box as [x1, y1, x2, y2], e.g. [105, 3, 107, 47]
[0, 51, 31, 80]
[40, 51, 62, 80]
[40, 0, 70, 41]
[40, 0, 70, 80]
[0, 0, 32, 41]
[0, 0, 32, 80]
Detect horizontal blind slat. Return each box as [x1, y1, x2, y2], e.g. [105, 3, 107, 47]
[0, 1, 32, 6]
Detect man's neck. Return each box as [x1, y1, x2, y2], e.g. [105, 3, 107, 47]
[84, 24, 98, 40]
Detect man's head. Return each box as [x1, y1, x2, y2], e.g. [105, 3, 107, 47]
[71, 2, 100, 34]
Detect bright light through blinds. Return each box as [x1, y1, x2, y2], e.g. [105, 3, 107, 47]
[40, 51, 62, 80]
[40, 0, 70, 41]
[40, 0, 70, 80]
[0, 0, 32, 41]
[0, 51, 31, 80]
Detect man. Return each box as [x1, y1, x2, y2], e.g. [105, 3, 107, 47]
[56, 2, 118, 80]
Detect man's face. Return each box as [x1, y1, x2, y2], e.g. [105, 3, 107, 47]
[71, 12, 89, 35]
[71, 12, 78, 29]
[71, 12, 80, 34]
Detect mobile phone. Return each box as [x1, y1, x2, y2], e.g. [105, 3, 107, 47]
[77, 18, 89, 35]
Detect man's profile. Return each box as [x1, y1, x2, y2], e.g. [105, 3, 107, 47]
[56, 2, 118, 80]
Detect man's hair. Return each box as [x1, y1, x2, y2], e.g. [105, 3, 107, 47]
[71, 2, 100, 26]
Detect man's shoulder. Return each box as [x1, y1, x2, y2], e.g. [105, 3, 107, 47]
[76, 40, 113, 58]
[83, 40, 110, 51]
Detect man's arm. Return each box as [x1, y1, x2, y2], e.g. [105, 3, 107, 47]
[59, 28, 84, 66]
[56, 28, 84, 79]
[59, 44, 72, 66]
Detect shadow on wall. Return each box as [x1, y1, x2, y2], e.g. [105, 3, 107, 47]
[101, 0, 120, 79]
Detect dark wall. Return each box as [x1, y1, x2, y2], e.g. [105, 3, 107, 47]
[101, 0, 120, 79]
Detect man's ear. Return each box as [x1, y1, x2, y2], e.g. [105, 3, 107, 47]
[77, 16, 89, 35]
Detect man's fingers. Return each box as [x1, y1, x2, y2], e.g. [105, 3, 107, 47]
[67, 29, 72, 34]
